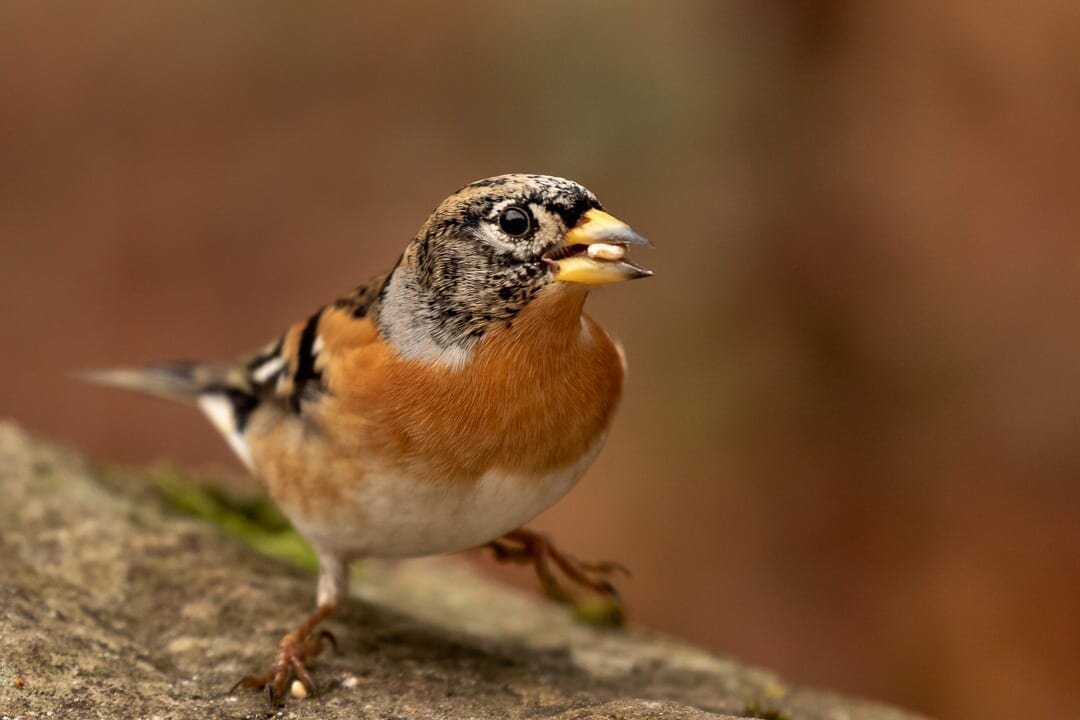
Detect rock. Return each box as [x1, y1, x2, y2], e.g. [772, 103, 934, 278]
[0, 422, 930, 720]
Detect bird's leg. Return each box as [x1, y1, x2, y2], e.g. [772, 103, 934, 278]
[488, 528, 629, 603]
[231, 551, 347, 705]
[230, 603, 338, 703]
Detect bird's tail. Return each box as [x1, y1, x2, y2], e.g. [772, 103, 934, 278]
[80, 361, 261, 470]
[78, 362, 237, 404]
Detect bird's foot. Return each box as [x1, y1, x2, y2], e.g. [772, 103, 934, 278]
[488, 528, 630, 605]
[230, 603, 338, 706]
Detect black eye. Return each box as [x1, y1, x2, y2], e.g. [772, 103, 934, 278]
[498, 206, 532, 237]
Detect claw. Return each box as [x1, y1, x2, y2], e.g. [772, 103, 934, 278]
[487, 528, 630, 612]
[230, 603, 337, 705]
[229, 673, 267, 695]
[318, 629, 339, 654]
[583, 559, 631, 577]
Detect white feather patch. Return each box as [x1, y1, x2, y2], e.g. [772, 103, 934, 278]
[250, 356, 285, 384]
[197, 395, 254, 471]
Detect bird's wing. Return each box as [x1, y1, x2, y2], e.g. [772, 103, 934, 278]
[243, 272, 391, 413]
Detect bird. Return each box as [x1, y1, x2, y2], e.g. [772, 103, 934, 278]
[83, 173, 652, 704]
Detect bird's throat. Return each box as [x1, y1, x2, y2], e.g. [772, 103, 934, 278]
[378, 260, 586, 369]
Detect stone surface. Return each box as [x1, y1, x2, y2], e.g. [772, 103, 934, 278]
[0, 422, 930, 720]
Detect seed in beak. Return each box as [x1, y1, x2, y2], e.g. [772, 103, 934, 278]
[586, 243, 627, 261]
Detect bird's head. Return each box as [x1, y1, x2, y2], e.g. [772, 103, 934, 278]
[419, 174, 651, 288]
[379, 174, 652, 365]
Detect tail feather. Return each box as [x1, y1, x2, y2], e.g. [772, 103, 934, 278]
[81, 361, 260, 471]
[78, 362, 235, 403]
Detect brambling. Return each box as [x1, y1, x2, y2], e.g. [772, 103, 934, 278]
[86, 174, 652, 703]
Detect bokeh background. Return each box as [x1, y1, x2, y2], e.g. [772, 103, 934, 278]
[3, 2, 1079, 718]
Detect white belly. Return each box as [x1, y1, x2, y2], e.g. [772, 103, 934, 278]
[287, 437, 605, 559]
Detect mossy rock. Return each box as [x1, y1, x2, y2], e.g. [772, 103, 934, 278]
[0, 421, 930, 720]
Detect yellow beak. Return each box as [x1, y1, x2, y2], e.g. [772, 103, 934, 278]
[549, 209, 653, 285]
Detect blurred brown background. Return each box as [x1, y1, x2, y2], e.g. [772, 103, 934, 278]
[3, 2, 1079, 718]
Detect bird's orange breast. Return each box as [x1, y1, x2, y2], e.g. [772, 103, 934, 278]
[318, 285, 624, 483]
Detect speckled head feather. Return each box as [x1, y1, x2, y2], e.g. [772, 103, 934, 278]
[377, 174, 604, 366]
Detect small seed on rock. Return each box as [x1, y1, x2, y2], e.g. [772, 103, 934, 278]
[290, 680, 308, 699]
[13, 675, 25, 689]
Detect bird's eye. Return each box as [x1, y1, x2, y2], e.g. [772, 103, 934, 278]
[498, 206, 532, 237]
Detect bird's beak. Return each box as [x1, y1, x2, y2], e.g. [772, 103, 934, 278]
[545, 209, 653, 285]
